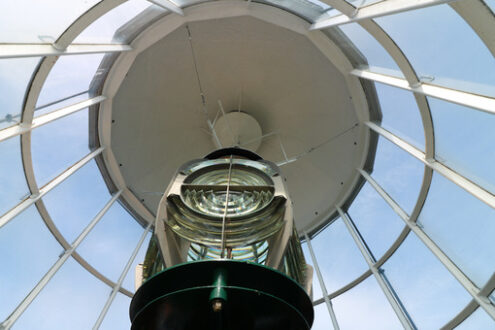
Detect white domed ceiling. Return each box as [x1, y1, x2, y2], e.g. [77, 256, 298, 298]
[103, 13, 375, 234]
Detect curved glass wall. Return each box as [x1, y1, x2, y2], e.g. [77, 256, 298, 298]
[1, 0, 495, 329]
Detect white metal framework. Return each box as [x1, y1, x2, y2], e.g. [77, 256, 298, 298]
[1, 0, 495, 329]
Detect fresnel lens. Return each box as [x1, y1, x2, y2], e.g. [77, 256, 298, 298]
[129, 148, 314, 330]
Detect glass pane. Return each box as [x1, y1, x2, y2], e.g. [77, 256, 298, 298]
[430, 97, 495, 194]
[347, 0, 383, 7]
[418, 173, 495, 288]
[485, 0, 495, 13]
[371, 136, 424, 215]
[333, 276, 402, 329]
[336, 23, 401, 73]
[34, 92, 89, 117]
[254, 0, 331, 22]
[0, 206, 62, 320]
[302, 242, 324, 300]
[0, 136, 29, 217]
[312, 302, 334, 330]
[74, 0, 162, 44]
[0, 0, 100, 43]
[383, 234, 472, 329]
[311, 218, 368, 293]
[42, 161, 110, 243]
[376, 5, 495, 97]
[31, 109, 90, 186]
[455, 307, 494, 330]
[99, 293, 131, 330]
[347, 182, 404, 260]
[0, 57, 40, 130]
[122, 231, 152, 292]
[13, 257, 110, 330]
[375, 82, 425, 149]
[37, 53, 104, 106]
[77, 203, 144, 282]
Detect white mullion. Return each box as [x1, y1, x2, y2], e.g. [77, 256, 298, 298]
[0, 191, 122, 330]
[351, 68, 495, 115]
[147, 0, 184, 15]
[0, 147, 104, 229]
[360, 169, 495, 321]
[337, 208, 416, 330]
[366, 121, 495, 210]
[0, 44, 132, 59]
[0, 96, 106, 143]
[304, 232, 341, 330]
[93, 223, 152, 329]
[311, 0, 455, 30]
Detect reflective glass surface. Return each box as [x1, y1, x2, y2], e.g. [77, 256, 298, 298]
[254, 0, 331, 22]
[122, 232, 152, 292]
[376, 5, 495, 97]
[302, 243, 324, 299]
[0, 57, 40, 130]
[311, 218, 368, 293]
[383, 234, 471, 329]
[347, 182, 404, 260]
[0, 137, 29, 217]
[456, 307, 494, 330]
[74, 0, 160, 44]
[371, 137, 424, 215]
[375, 82, 425, 149]
[430, 97, 495, 194]
[98, 293, 132, 330]
[312, 303, 334, 330]
[77, 203, 144, 282]
[13, 257, 110, 330]
[418, 173, 495, 288]
[34, 92, 90, 117]
[42, 161, 110, 243]
[336, 23, 401, 72]
[37, 54, 105, 106]
[332, 276, 402, 329]
[0, 0, 100, 43]
[31, 109, 90, 186]
[0, 206, 62, 320]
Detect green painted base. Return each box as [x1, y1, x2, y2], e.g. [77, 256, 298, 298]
[130, 260, 313, 330]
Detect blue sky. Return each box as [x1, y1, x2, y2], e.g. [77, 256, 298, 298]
[1, 1, 495, 329]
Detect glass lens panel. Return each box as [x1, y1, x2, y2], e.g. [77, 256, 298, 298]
[430, 97, 495, 194]
[0, 0, 100, 43]
[77, 203, 144, 282]
[371, 136, 424, 215]
[42, 161, 110, 243]
[311, 218, 368, 293]
[383, 234, 471, 329]
[418, 173, 495, 288]
[0, 57, 40, 130]
[347, 182, 404, 260]
[0, 206, 62, 320]
[14, 257, 110, 330]
[302, 242, 324, 299]
[336, 23, 401, 72]
[31, 109, 90, 186]
[455, 307, 494, 330]
[333, 276, 402, 329]
[37, 54, 104, 106]
[312, 302, 334, 330]
[122, 231, 152, 292]
[99, 293, 131, 330]
[376, 5, 495, 97]
[375, 82, 425, 149]
[74, 0, 162, 44]
[0, 136, 29, 217]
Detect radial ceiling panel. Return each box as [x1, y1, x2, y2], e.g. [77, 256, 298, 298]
[111, 16, 363, 232]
